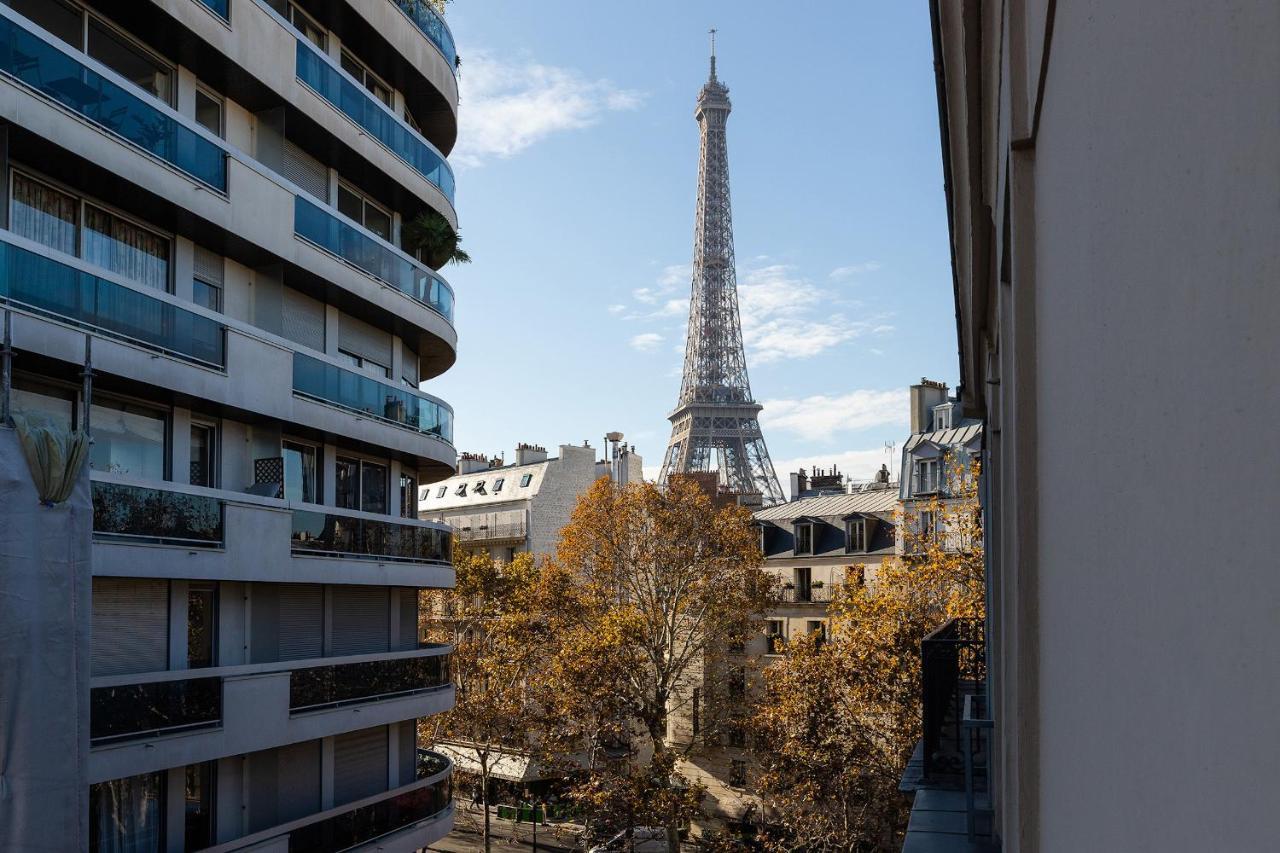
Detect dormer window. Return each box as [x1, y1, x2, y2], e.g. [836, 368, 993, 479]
[846, 518, 867, 553]
[493, 478, 504, 493]
[474, 481, 487, 495]
[794, 522, 814, 555]
[435, 486, 446, 499]
[756, 524, 767, 554]
[915, 458, 940, 494]
[454, 483, 467, 497]
[519, 474, 533, 487]
[933, 403, 953, 431]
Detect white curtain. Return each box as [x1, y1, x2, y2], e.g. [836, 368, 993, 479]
[90, 773, 163, 853]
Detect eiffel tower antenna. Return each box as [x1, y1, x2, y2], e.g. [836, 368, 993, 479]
[657, 38, 786, 506]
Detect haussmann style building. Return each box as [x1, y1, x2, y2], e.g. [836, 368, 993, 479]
[0, 0, 466, 850]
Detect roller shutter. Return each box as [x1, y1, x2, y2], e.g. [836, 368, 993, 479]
[193, 246, 224, 286]
[333, 726, 388, 806]
[338, 313, 392, 371]
[279, 584, 323, 661]
[282, 140, 329, 202]
[400, 340, 419, 386]
[330, 586, 389, 656]
[91, 578, 168, 676]
[398, 588, 418, 651]
[281, 286, 326, 352]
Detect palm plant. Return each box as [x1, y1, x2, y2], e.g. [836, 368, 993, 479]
[402, 210, 471, 268]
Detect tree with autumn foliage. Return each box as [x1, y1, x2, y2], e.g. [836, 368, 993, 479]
[537, 475, 774, 846]
[419, 550, 550, 853]
[752, 456, 983, 852]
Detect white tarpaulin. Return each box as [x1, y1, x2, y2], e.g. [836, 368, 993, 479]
[0, 425, 91, 851]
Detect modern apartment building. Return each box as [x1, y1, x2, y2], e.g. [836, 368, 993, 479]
[0, 0, 462, 849]
[420, 438, 644, 559]
[906, 2, 1280, 851]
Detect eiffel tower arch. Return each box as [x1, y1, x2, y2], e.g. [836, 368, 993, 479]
[657, 37, 785, 507]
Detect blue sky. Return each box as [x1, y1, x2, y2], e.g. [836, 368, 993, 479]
[432, 1, 957, 490]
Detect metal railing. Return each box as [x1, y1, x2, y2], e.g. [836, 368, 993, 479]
[90, 676, 222, 744]
[92, 480, 225, 547]
[455, 521, 527, 543]
[387, 0, 457, 70]
[779, 583, 838, 604]
[289, 647, 452, 712]
[920, 617, 985, 780]
[291, 507, 452, 563]
[292, 352, 454, 442]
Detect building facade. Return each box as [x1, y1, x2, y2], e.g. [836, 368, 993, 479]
[0, 0, 462, 849]
[906, 2, 1280, 851]
[420, 438, 643, 558]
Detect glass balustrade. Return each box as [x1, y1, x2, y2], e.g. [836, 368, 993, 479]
[198, 0, 230, 19]
[285, 774, 451, 853]
[90, 676, 222, 743]
[291, 508, 452, 562]
[0, 238, 226, 367]
[0, 14, 226, 189]
[387, 0, 456, 70]
[92, 481, 225, 546]
[294, 197, 454, 322]
[292, 352, 453, 441]
[295, 42, 454, 203]
[289, 652, 451, 712]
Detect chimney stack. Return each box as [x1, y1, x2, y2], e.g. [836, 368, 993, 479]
[457, 452, 489, 474]
[514, 443, 548, 466]
[910, 378, 950, 433]
[789, 468, 809, 499]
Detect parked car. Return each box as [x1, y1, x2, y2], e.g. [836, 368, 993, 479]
[587, 826, 670, 852]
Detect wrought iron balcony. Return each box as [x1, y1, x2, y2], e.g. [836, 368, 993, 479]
[387, 0, 457, 70]
[293, 352, 454, 441]
[0, 238, 225, 367]
[90, 676, 221, 744]
[0, 8, 226, 190]
[92, 480, 224, 547]
[291, 508, 452, 563]
[921, 617, 986, 781]
[294, 37, 454, 202]
[454, 521, 527, 543]
[289, 646, 452, 712]
[294, 197, 454, 322]
[779, 583, 838, 604]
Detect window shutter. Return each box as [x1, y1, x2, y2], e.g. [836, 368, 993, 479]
[333, 726, 388, 805]
[91, 578, 168, 676]
[398, 588, 418, 651]
[281, 286, 326, 352]
[338, 313, 392, 369]
[279, 584, 324, 661]
[282, 140, 329, 202]
[330, 586, 389, 656]
[193, 246, 224, 285]
[400, 340, 419, 386]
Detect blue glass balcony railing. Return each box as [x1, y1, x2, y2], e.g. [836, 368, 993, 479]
[295, 41, 455, 203]
[0, 240, 226, 367]
[292, 352, 453, 442]
[198, 0, 230, 20]
[387, 0, 457, 71]
[291, 510, 452, 563]
[294, 197, 454, 323]
[0, 13, 226, 190]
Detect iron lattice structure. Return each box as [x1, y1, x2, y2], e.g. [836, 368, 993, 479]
[658, 44, 785, 506]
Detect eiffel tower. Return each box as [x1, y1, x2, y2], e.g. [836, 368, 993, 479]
[657, 32, 785, 507]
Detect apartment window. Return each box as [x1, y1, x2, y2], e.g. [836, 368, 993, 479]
[282, 1, 326, 50]
[337, 348, 390, 380]
[283, 441, 318, 503]
[184, 763, 216, 851]
[729, 666, 746, 699]
[454, 483, 467, 497]
[87, 16, 174, 104]
[727, 719, 747, 748]
[400, 474, 418, 518]
[11, 376, 76, 432]
[794, 567, 812, 602]
[435, 486, 447, 499]
[765, 620, 784, 655]
[10, 171, 171, 291]
[187, 583, 218, 668]
[194, 86, 224, 137]
[730, 759, 747, 788]
[9, 0, 81, 47]
[808, 620, 827, 647]
[341, 49, 393, 107]
[846, 517, 867, 553]
[920, 510, 938, 542]
[90, 771, 164, 852]
[337, 183, 393, 242]
[794, 522, 813, 555]
[933, 404, 953, 431]
[193, 246, 224, 313]
[192, 276, 221, 311]
[914, 458, 940, 495]
[335, 456, 388, 513]
[189, 423, 217, 487]
[493, 478, 505, 493]
[519, 474, 533, 487]
[691, 687, 701, 737]
[90, 397, 167, 479]
[473, 480, 487, 495]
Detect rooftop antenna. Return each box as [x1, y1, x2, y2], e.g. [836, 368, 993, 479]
[884, 440, 897, 480]
[708, 27, 717, 81]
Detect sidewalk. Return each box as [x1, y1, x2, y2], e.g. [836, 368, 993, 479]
[429, 803, 581, 852]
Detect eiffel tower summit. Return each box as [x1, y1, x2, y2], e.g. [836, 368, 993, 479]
[657, 32, 786, 506]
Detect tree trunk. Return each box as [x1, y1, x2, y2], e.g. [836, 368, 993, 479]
[481, 757, 492, 853]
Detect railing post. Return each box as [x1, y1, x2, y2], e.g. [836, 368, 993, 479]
[1, 308, 11, 427]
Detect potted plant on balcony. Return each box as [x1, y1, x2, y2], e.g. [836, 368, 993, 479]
[811, 580, 825, 589]
[402, 209, 471, 269]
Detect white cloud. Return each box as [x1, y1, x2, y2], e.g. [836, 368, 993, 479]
[657, 264, 691, 289]
[454, 52, 644, 168]
[607, 304, 626, 315]
[629, 332, 664, 352]
[632, 287, 657, 304]
[760, 389, 909, 442]
[873, 324, 895, 334]
[738, 264, 888, 363]
[829, 261, 884, 280]
[771, 448, 900, 498]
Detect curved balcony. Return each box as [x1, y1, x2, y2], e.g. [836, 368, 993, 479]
[386, 0, 457, 71]
[291, 506, 452, 564]
[294, 196, 453, 323]
[295, 37, 455, 204]
[293, 351, 453, 443]
[289, 647, 452, 713]
[0, 8, 225, 191]
[92, 480, 224, 548]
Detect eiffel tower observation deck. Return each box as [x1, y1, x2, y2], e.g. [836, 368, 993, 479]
[658, 33, 786, 506]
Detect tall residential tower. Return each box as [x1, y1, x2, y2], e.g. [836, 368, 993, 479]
[657, 36, 785, 506]
[0, 0, 461, 849]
